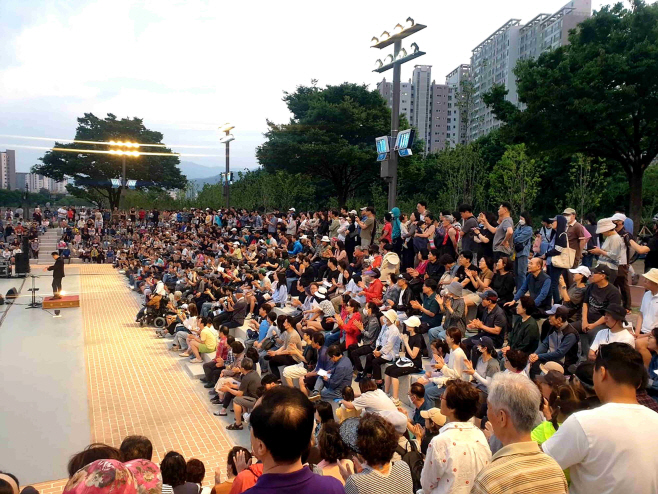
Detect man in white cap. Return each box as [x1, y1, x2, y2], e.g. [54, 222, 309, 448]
[610, 213, 634, 310]
[563, 207, 588, 268]
[588, 218, 623, 284]
[636, 268, 658, 366]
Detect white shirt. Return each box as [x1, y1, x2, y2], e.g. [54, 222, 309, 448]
[430, 347, 471, 384]
[590, 327, 635, 353]
[543, 402, 658, 494]
[640, 289, 658, 333]
[352, 389, 398, 413]
[421, 422, 491, 494]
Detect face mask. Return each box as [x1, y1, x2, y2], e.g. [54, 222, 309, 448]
[519, 219, 526, 225]
[478, 224, 484, 229]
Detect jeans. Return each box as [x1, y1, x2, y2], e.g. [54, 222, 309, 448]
[200, 302, 213, 318]
[314, 377, 343, 400]
[547, 264, 565, 305]
[286, 277, 298, 293]
[324, 331, 341, 348]
[428, 325, 446, 344]
[173, 329, 190, 350]
[514, 255, 528, 291]
[423, 382, 444, 407]
[581, 254, 595, 268]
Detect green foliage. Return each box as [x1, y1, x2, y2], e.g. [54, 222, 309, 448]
[33, 113, 187, 210]
[256, 82, 390, 206]
[484, 0, 658, 230]
[489, 144, 542, 214]
[565, 155, 609, 219]
[0, 189, 53, 207]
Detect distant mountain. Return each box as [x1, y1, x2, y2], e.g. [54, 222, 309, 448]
[178, 161, 223, 179]
[191, 174, 222, 188]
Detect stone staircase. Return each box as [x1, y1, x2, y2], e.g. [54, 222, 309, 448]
[30, 228, 83, 264]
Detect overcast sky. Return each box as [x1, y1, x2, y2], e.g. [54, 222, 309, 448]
[0, 0, 622, 173]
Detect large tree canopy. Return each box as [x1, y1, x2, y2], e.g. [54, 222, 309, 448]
[33, 113, 186, 210]
[255, 82, 390, 206]
[484, 0, 658, 231]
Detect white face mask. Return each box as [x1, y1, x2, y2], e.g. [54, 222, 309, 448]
[519, 219, 526, 225]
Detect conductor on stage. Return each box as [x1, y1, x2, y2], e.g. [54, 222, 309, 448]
[46, 251, 65, 299]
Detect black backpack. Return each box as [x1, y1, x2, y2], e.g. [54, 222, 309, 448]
[395, 432, 424, 493]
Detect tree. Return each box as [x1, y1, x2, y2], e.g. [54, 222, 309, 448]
[33, 113, 186, 210]
[565, 154, 608, 219]
[489, 144, 542, 214]
[256, 83, 390, 206]
[484, 1, 658, 232]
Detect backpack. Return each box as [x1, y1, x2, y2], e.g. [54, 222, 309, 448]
[395, 433, 424, 493]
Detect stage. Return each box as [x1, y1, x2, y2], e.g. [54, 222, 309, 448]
[0, 267, 90, 485]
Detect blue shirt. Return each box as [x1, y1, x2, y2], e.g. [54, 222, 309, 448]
[314, 346, 331, 372]
[258, 320, 270, 342]
[327, 356, 353, 391]
[288, 241, 303, 256]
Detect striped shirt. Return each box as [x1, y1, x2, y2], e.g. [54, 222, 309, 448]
[344, 461, 413, 494]
[470, 441, 567, 494]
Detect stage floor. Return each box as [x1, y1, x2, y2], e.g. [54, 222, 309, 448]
[0, 267, 89, 485]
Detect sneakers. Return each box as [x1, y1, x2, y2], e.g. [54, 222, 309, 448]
[354, 372, 364, 382]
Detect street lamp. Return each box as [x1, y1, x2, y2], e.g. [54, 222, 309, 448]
[219, 124, 235, 210]
[108, 141, 141, 209]
[371, 18, 426, 210]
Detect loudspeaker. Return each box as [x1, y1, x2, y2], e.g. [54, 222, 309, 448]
[6, 287, 18, 301]
[15, 253, 30, 275]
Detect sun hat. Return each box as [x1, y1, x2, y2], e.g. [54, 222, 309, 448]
[596, 218, 616, 233]
[539, 361, 564, 375]
[569, 265, 591, 277]
[383, 309, 398, 324]
[643, 268, 658, 285]
[315, 287, 327, 299]
[536, 370, 567, 387]
[420, 408, 447, 427]
[447, 281, 463, 297]
[63, 460, 137, 494]
[403, 316, 421, 328]
[321, 236, 331, 242]
[604, 303, 627, 321]
[123, 460, 162, 494]
[562, 207, 576, 215]
[339, 418, 361, 453]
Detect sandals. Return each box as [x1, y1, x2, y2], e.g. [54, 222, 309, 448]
[179, 352, 190, 357]
[226, 423, 243, 430]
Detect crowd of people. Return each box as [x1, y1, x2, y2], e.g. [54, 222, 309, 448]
[5, 202, 658, 494]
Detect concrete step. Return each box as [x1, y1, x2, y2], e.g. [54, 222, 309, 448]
[185, 361, 205, 379]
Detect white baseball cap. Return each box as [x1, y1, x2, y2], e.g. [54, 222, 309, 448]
[611, 213, 626, 222]
[403, 316, 422, 328]
[568, 265, 591, 277]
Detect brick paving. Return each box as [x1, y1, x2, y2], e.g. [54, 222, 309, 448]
[32, 265, 232, 492]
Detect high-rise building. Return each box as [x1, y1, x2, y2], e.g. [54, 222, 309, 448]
[0, 150, 16, 190]
[446, 64, 472, 147]
[377, 78, 414, 124]
[15, 172, 68, 194]
[469, 0, 591, 141]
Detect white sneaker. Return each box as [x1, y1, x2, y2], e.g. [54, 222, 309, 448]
[243, 412, 250, 423]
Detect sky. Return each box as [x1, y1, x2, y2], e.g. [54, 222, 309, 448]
[0, 0, 621, 175]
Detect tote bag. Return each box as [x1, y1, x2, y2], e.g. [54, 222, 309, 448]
[552, 232, 576, 269]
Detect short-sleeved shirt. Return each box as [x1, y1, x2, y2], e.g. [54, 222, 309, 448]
[589, 328, 636, 353]
[455, 264, 481, 292]
[407, 333, 423, 369]
[352, 389, 398, 413]
[361, 217, 375, 242]
[493, 216, 514, 255]
[461, 216, 479, 253]
[238, 370, 261, 398]
[584, 283, 621, 323]
[200, 327, 217, 351]
[640, 290, 658, 333]
[420, 293, 441, 327]
[479, 304, 507, 348]
[566, 221, 587, 260]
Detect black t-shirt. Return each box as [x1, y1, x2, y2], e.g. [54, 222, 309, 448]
[585, 282, 621, 322]
[408, 333, 423, 369]
[455, 264, 481, 293]
[645, 234, 658, 272]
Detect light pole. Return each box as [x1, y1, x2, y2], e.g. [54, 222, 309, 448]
[219, 124, 235, 210]
[108, 141, 141, 209]
[371, 18, 426, 210]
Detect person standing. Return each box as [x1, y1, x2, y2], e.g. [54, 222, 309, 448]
[479, 202, 514, 261]
[46, 251, 65, 299]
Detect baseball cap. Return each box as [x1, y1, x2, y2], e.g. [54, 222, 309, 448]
[363, 267, 381, 278]
[539, 361, 564, 375]
[549, 216, 558, 221]
[360, 206, 367, 211]
[478, 289, 498, 301]
[420, 408, 447, 427]
[604, 303, 627, 321]
[403, 316, 422, 328]
[289, 207, 296, 212]
[349, 210, 357, 215]
[545, 304, 569, 320]
[397, 273, 412, 282]
[472, 336, 495, 354]
[591, 264, 612, 277]
[569, 265, 591, 277]
[611, 213, 626, 222]
[562, 208, 576, 215]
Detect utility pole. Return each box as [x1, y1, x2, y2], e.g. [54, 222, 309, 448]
[372, 19, 426, 211]
[219, 124, 235, 210]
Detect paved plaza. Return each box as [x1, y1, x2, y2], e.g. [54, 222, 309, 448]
[0, 265, 235, 492]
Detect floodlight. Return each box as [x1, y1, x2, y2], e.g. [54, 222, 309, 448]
[396, 48, 408, 60]
[393, 23, 404, 34]
[219, 123, 235, 133]
[380, 30, 390, 41]
[384, 54, 394, 64]
[370, 36, 379, 46]
[411, 42, 420, 53]
[406, 17, 415, 29]
[220, 134, 235, 144]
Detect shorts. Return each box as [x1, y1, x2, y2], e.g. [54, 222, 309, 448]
[282, 362, 308, 380]
[199, 344, 215, 353]
[234, 396, 257, 410]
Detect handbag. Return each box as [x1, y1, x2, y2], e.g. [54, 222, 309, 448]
[551, 233, 576, 269]
[261, 336, 276, 351]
